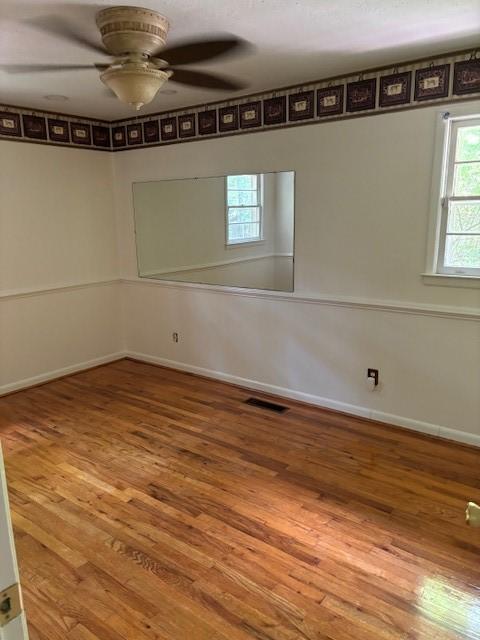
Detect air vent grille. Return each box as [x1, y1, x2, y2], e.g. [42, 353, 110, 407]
[244, 397, 288, 413]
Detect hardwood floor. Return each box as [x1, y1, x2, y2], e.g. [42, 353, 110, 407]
[1, 358, 480, 640]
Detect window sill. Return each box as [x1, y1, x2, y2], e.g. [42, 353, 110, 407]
[226, 240, 265, 248]
[421, 273, 480, 289]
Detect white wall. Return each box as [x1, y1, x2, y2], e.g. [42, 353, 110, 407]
[114, 103, 480, 443]
[0, 141, 122, 393]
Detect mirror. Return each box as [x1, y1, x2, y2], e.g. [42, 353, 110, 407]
[133, 171, 295, 292]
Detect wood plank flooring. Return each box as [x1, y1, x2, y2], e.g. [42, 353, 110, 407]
[1, 358, 480, 640]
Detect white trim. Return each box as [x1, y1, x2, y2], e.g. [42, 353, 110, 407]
[438, 116, 480, 277]
[141, 253, 292, 278]
[425, 109, 451, 275]
[425, 105, 480, 280]
[0, 279, 119, 302]
[0, 352, 125, 397]
[0, 614, 29, 640]
[0, 443, 29, 639]
[5, 275, 475, 323]
[225, 240, 266, 250]
[0, 444, 20, 600]
[421, 273, 480, 288]
[125, 352, 480, 448]
[122, 277, 480, 322]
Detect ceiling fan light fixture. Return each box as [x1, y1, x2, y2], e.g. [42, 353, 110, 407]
[18, 6, 250, 112]
[100, 65, 170, 110]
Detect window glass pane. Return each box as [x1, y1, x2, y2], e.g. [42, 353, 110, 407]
[228, 222, 260, 242]
[227, 189, 258, 206]
[242, 207, 259, 222]
[226, 175, 262, 244]
[229, 225, 242, 241]
[453, 162, 480, 196]
[455, 125, 480, 162]
[447, 202, 480, 233]
[227, 175, 257, 190]
[444, 235, 480, 268]
[228, 209, 241, 223]
[230, 225, 242, 241]
[249, 223, 260, 237]
[228, 207, 260, 223]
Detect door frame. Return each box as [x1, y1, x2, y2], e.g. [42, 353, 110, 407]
[0, 443, 28, 640]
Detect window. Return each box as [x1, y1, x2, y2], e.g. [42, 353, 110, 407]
[437, 117, 480, 276]
[225, 174, 263, 245]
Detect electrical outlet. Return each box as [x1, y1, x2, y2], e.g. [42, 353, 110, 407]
[172, 332, 179, 343]
[367, 368, 379, 386]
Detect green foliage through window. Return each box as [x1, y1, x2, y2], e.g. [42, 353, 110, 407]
[442, 120, 480, 272]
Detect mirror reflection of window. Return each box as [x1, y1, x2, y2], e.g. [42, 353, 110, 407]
[226, 175, 263, 245]
[133, 171, 295, 292]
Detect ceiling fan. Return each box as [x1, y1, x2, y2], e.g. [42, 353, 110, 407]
[4, 6, 251, 110]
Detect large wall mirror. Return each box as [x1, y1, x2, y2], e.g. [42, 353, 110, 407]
[133, 171, 295, 292]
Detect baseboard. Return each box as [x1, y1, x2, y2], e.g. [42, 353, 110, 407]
[0, 352, 126, 397]
[126, 351, 480, 448]
[3, 349, 478, 449]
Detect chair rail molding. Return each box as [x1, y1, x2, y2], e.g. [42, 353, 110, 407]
[0, 279, 120, 301]
[122, 277, 480, 322]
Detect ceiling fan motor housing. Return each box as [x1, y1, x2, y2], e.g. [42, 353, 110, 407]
[96, 6, 170, 56]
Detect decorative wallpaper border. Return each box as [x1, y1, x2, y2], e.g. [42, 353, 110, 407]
[0, 104, 111, 151]
[1, 48, 479, 152]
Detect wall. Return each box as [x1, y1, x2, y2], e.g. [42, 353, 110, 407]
[114, 102, 480, 444]
[0, 141, 122, 393]
[1, 103, 478, 444]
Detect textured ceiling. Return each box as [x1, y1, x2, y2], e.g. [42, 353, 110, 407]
[1, 0, 480, 121]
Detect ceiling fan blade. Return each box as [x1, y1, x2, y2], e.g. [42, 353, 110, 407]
[26, 15, 107, 56]
[102, 87, 116, 98]
[169, 68, 247, 91]
[0, 64, 104, 74]
[154, 36, 250, 66]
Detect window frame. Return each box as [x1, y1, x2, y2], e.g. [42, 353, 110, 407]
[225, 174, 264, 246]
[435, 114, 480, 277]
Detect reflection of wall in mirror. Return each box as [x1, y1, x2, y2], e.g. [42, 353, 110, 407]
[274, 171, 295, 255]
[158, 254, 292, 291]
[133, 172, 294, 289]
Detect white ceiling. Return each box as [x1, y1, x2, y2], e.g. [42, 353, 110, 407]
[1, 0, 480, 121]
